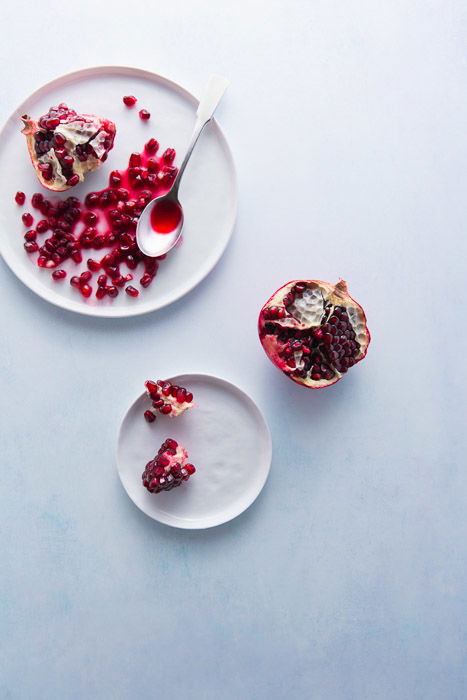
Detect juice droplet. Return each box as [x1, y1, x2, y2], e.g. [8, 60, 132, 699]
[150, 199, 182, 234]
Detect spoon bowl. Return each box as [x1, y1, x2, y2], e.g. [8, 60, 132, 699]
[136, 74, 229, 258]
[136, 190, 184, 257]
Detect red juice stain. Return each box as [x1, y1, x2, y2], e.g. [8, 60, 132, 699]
[150, 199, 182, 234]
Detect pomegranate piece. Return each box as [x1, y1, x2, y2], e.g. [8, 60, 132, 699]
[142, 438, 196, 493]
[15, 191, 26, 205]
[21, 104, 116, 192]
[123, 95, 137, 107]
[258, 280, 370, 389]
[144, 379, 194, 421]
[139, 109, 150, 121]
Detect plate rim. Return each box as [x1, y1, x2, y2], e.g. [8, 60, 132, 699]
[0, 65, 238, 318]
[116, 372, 272, 529]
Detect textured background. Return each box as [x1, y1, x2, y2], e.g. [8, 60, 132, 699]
[1, 1, 466, 698]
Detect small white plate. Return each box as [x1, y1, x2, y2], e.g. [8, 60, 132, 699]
[117, 374, 272, 529]
[0, 66, 237, 317]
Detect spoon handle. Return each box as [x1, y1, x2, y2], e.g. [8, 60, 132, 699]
[171, 74, 229, 193]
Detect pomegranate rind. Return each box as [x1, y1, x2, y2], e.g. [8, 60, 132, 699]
[258, 279, 370, 389]
[21, 111, 116, 192]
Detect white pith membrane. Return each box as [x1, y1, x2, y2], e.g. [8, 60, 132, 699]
[145, 380, 195, 418]
[259, 280, 370, 388]
[21, 105, 115, 192]
[142, 440, 196, 493]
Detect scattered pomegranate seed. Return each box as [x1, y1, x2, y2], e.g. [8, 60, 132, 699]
[87, 258, 100, 271]
[145, 139, 159, 154]
[22, 212, 34, 227]
[36, 219, 49, 233]
[15, 191, 26, 205]
[80, 283, 92, 297]
[123, 95, 137, 107]
[52, 269, 67, 280]
[162, 148, 176, 163]
[31, 193, 43, 208]
[24, 241, 38, 253]
[125, 285, 139, 297]
[106, 285, 118, 297]
[144, 410, 156, 423]
[139, 109, 150, 121]
[96, 287, 106, 299]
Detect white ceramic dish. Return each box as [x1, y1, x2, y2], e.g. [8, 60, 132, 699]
[117, 374, 272, 529]
[0, 66, 237, 317]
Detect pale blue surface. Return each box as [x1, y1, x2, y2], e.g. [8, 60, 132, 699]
[1, 1, 467, 699]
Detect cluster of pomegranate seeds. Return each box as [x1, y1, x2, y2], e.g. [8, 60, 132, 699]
[17, 141, 178, 300]
[144, 379, 194, 421]
[123, 95, 137, 107]
[15, 191, 26, 205]
[259, 280, 370, 388]
[22, 104, 116, 191]
[142, 439, 196, 493]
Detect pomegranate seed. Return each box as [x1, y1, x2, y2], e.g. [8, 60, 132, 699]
[97, 274, 108, 287]
[140, 273, 153, 288]
[139, 109, 150, 120]
[96, 287, 106, 299]
[144, 410, 156, 423]
[62, 155, 74, 168]
[125, 285, 139, 297]
[31, 193, 44, 208]
[80, 283, 92, 298]
[22, 213, 34, 227]
[15, 191, 26, 205]
[85, 193, 99, 207]
[54, 133, 66, 146]
[145, 138, 159, 153]
[106, 286, 118, 297]
[70, 276, 81, 288]
[87, 258, 100, 271]
[129, 153, 141, 167]
[80, 271, 92, 283]
[66, 174, 80, 187]
[24, 230, 36, 241]
[36, 219, 49, 233]
[162, 148, 176, 163]
[52, 269, 67, 280]
[109, 171, 122, 187]
[185, 392, 193, 402]
[147, 158, 158, 173]
[24, 241, 38, 253]
[123, 95, 137, 107]
[160, 405, 172, 414]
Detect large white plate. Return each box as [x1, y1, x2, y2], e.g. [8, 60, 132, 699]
[0, 66, 237, 317]
[117, 374, 272, 529]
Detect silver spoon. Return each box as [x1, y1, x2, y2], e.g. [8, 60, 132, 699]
[136, 74, 229, 257]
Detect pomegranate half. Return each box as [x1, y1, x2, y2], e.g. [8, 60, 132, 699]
[21, 103, 116, 191]
[258, 279, 370, 388]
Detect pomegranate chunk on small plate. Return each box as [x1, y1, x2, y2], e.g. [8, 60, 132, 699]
[117, 373, 272, 529]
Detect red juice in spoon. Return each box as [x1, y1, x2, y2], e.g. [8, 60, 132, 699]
[150, 199, 182, 234]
